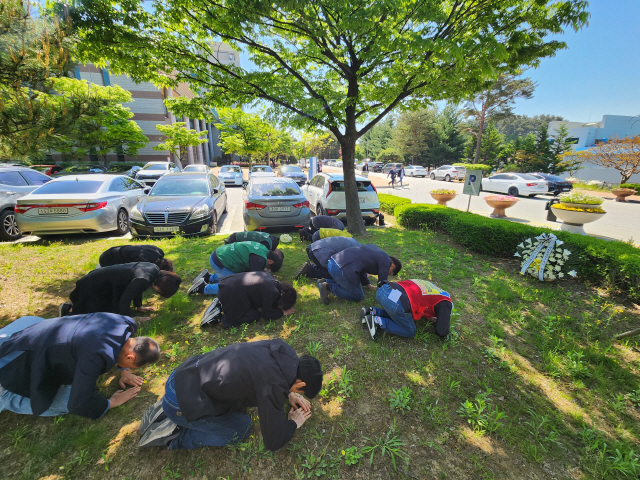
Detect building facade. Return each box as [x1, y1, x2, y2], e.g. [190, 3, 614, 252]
[548, 115, 640, 183]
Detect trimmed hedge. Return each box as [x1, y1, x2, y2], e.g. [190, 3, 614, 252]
[620, 183, 640, 194]
[453, 163, 492, 176]
[378, 193, 411, 215]
[393, 202, 640, 302]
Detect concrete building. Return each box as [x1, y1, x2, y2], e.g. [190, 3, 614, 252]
[57, 43, 241, 166]
[548, 115, 640, 183]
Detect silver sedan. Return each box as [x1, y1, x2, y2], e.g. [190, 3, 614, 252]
[243, 177, 310, 231]
[15, 174, 148, 236]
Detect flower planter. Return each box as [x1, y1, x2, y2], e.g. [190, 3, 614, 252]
[485, 198, 518, 218]
[611, 189, 636, 202]
[551, 206, 606, 235]
[560, 201, 600, 209]
[430, 192, 457, 206]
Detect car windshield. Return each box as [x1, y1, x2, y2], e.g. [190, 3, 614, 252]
[184, 165, 207, 172]
[281, 166, 303, 173]
[540, 174, 563, 182]
[251, 182, 301, 196]
[142, 164, 168, 171]
[515, 174, 541, 181]
[30, 166, 50, 172]
[252, 166, 273, 172]
[220, 166, 241, 173]
[151, 178, 209, 196]
[331, 181, 375, 192]
[33, 180, 103, 194]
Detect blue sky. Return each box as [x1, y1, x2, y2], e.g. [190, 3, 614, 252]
[512, 0, 640, 122]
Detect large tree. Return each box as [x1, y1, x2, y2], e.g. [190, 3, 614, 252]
[73, 0, 589, 235]
[464, 73, 536, 164]
[153, 122, 208, 165]
[570, 136, 640, 184]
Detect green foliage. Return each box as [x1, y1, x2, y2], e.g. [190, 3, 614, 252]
[362, 427, 408, 472]
[620, 183, 640, 193]
[394, 202, 640, 302]
[388, 386, 412, 415]
[496, 114, 565, 142]
[154, 122, 207, 164]
[377, 193, 411, 215]
[456, 389, 506, 434]
[342, 446, 363, 466]
[453, 163, 492, 176]
[376, 148, 404, 164]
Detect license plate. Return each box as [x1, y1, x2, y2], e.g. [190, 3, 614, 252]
[269, 207, 291, 212]
[38, 208, 68, 215]
[154, 226, 180, 232]
[359, 198, 366, 203]
[563, 188, 571, 191]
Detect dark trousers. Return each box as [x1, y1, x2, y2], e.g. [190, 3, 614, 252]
[305, 246, 331, 279]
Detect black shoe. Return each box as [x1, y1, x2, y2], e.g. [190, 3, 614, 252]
[187, 278, 206, 295]
[201, 298, 222, 327]
[364, 315, 381, 341]
[59, 303, 72, 317]
[317, 280, 329, 305]
[294, 261, 311, 280]
[191, 269, 209, 286]
[360, 307, 373, 326]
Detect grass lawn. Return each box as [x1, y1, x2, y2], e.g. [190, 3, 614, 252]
[1, 224, 639, 480]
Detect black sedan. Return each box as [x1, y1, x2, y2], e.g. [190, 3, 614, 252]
[530, 173, 574, 196]
[129, 172, 227, 237]
[276, 165, 307, 185]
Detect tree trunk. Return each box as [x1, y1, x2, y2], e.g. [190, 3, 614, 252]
[473, 118, 485, 164]
[340, 136, 366, 236]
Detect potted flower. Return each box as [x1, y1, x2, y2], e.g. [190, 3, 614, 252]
[558, 191, 604, 209]
[430, 188, 457, 206]
[484, 195, 518, 218]
[551, 203, 606, 235]
[610, 187, 636, 202]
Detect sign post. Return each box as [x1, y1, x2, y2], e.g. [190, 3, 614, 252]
[308, 156, 317, 180]
[462, 170, 483, 212]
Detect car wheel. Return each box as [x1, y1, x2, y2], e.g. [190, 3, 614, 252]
[445, 174, 451, 182]
[317, 204, 326, 216]
[115, 209, 130, 236]
[508, 187, 519, 197]
[222, 196, 228, 214]
[430, 173, 436, 180]
[210, 211, 218, 235]
[0, 210, 22, 241]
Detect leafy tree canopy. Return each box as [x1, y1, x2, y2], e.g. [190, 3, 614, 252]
[154, 122, 208, 165]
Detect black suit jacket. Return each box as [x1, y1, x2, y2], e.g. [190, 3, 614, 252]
[174, 339, 298, 451]
[218, 272, 283, 327]
[69, 262, 159, 316]
[98, 245, 164, 267]
[0, 313, 136, 418]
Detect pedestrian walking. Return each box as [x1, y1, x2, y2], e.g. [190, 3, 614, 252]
[387, 167, 396, 188]
[398, 165, 405, 187]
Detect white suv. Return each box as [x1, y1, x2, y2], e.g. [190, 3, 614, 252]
[430, 165, 466, 181]
[301, 173, 380, 225]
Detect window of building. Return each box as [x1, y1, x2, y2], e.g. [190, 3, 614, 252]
[229, 53, 235, 61]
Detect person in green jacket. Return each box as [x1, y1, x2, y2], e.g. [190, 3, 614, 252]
[188, 241, 284, 295]
[224, 231, 280, 251]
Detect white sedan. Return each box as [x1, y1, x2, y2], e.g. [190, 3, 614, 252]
[404, 165, 428, 177]
[218, 165, 244, 186]
[481, 173, 548, 197]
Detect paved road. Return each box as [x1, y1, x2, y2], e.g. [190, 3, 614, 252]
[357, 169, 640, 245]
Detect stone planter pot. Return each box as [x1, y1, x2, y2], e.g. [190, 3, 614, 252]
[611, 189, 636, 202]
[485, 199, 518, 218]
[560, 201, 601, 209]
[430, 193, 457, 206]
[551, 206, 606, 235]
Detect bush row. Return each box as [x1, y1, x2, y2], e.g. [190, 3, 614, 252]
[620, 183, 640, 194]
[378, 194, 411, 215]
[389, 199, 640, 302]
[453, 163, 492, 176]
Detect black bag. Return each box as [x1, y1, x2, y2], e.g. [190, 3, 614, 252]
[377, 214, 385, 226]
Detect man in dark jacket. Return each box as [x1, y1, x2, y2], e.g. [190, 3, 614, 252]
[361, 279, 453, 341]
[160, 340, 322, 450]
[299, 215, 344, 241]
[0, 313, 159, 418]
[224, 231, 280, 251]
[317, 245, 401, 303]
[200, 272, 297, 327]
[188, 242, 284, 295]
[294, 236, 361, 280]
[61, 263, 182, 318]
[98, 245, 173, 271]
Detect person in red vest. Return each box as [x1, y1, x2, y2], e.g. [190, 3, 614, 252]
[360, 279, 453, 340]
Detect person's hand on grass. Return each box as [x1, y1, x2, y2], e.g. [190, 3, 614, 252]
[288, 407, 312, 428]
[108, 387, 140, 409]
[138, 306, 157, 312]
[288, 392, 311, 412]
[368, 284, 377, 290]
[119, 369, 144, 389]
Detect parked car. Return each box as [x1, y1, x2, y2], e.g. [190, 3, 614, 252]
[481, 173, 548, 197]
[243, 177, 310, 231]
[105, 163, 142, 178]
[369, 162, 384, 172]
[334, 160, 343, 168]
[0, 166, 52, 241]
[182, 164, 209, 173]
[54, 164, 107, 176]
[130, 172, 227, 237]
[430, 165, 465, 181]
[382, 163, 404, 174]
[301, 172, 380, 225]
[30, 165, 63, 176]
[404, 165, 428, 177]
[277, 165, 307, 185]
[15, 175, 147, 237]
[217, 165, 244, 186]
[530, 173, 573, 195]
[135, 161, 180, 186]
[249, 165, 275, 178]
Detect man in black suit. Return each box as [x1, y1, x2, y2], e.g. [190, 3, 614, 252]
[98, 245, 173, 271]
[0, 313, 160, 418]
[158, 340, 322, 451]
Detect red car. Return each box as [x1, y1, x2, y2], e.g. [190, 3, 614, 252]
[30, 165, 63, 176]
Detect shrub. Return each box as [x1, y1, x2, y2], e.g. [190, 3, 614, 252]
[619, 183, 640, 193]
[559, 191, 603, 205]
[453, 163, 492, 176]
[394, 203, 640, 302]
[378, 193, 411, 215]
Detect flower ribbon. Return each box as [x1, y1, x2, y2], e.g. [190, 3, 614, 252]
[520, 233, 558, 281]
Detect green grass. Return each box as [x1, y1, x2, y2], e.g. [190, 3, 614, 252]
[0, 226, 639, 479]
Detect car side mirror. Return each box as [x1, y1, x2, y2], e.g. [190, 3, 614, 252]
[242, 182, 248, 189]
[305, 181, 310, 186]
[212, 188, 219, 194]
[143, 188, 151, 194]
